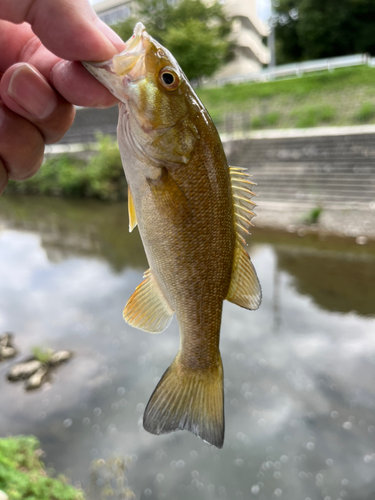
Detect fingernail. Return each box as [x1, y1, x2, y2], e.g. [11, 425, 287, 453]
[96, 20, 126, 52]
[7, 64, 57, 120]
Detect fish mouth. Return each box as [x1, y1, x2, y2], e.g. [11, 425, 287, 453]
[82, 22, 149, 101]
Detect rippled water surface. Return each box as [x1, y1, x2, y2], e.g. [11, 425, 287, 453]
[1, 196, 375, 500]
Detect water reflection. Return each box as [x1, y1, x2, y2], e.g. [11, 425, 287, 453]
[0, 196, 375, 500]
[277, 247, 375, 316]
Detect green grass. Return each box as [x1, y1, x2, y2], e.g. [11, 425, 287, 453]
[0, 436, 83, 500]
[31, 347, 53, 364]
[356, 102, 375, 123]
[293, 104, 335, 128]
[303, 206, 324, 224]
[252, 111, 280, 129]
[197, 65, 375, 130]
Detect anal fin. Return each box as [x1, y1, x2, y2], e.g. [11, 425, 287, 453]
[123, 269, 174, 333]
[226, 241, 262, 310]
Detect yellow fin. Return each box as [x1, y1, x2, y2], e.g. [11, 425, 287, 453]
[123, 269, 174, 333]
[226, 241, 262, 310]
[128, 186, 137, 232]
[229, 166, 257, 239]
[143, 354, 224, 448]
[228, 166, 261, 310]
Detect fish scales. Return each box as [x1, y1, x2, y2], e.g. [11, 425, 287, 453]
[83, 22, 261, 448]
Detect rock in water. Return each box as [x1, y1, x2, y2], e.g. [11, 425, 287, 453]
[25, 366, 49, 390]
[0, 332, 17, 360]
[7, 360, 42, 381]
[1, 346, 16, 359]
[0, 332, 13, 347]
[50, 350, 72, 366]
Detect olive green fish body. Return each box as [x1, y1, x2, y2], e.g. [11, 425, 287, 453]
[83, 23, 261, 448]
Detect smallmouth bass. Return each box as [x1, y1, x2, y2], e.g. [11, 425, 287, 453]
[83, 23, 261, 448]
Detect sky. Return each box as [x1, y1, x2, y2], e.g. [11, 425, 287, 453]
[90, 0, 272, 22]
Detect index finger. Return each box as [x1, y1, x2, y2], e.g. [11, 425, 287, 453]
[0, 0, 125, 62]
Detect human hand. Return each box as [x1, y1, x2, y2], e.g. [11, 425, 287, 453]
[0, 0, 126, 195]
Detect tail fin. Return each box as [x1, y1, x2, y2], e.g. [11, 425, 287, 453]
[143, 355, 224, 448]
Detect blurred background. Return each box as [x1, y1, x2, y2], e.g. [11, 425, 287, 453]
[1, 1, 375, 499]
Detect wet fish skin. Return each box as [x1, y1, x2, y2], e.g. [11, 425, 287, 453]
[83, 23, 261, 448]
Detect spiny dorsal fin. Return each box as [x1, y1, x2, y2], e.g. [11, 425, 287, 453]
[128, 186, 137, 232]
[229, 166, 257, 242]
[123, 269, 174, 333]
[227, 166, 262, 310]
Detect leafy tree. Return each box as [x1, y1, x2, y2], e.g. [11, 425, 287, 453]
[111, 0, 232, 81]
[274, 0, 375, 64]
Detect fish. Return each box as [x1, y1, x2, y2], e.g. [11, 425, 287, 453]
[83, 22, 261, 448]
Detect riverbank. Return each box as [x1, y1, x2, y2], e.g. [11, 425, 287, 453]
[254, 201, 375, 241]
[198, 65, 375, 131]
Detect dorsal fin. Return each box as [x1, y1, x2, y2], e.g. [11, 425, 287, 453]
[123, 269, 174, 333]
[229, 166, 257, 243]
[226, 166, 262, 310]
[128, 186, 137, 232]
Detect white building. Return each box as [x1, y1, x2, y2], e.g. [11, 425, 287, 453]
[92, 0, 270, 78]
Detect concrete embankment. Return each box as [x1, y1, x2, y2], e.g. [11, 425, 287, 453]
[223, 127, 375, 239]
[56, 107, 375, 239]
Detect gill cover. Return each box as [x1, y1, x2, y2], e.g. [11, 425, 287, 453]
[83, 23, 199, 166]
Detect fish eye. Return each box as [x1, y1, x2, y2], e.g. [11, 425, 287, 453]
[160, 67, 180, 90]
[162, 73, 174, 85]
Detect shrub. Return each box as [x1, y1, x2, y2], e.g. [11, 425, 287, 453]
[355, 102, 375, 123]
[294, 105, 335, 128]
[0, 436, 84, 500]
[5, 136, 127, 201]
[303, 206, 323, 224]
[251, 112, 280, 129]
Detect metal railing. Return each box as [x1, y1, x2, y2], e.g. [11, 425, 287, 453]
[207, 54, 373, 88]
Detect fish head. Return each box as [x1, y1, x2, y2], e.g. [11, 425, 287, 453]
[83, 23, 201, 168]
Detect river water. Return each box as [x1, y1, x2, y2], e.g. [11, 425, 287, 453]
[0, 196, 375, 500]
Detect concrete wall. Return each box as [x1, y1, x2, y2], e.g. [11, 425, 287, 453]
[59, 107, 375, 209]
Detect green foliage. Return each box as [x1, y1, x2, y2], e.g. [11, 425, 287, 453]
[252, 111, 280, 129]
[199, 66, 375, 107]
[355, 102, 375, 123]
[163, 19, 228, 81]
[31, 347, 53, 364]
[0, 436, 84, 500]
[303, 206, 323, 224]
[274, 0, 375, 64]
[111, 0, 232, 81]
[293, 104, 335, 128]
[85, 135, 127, 200]
[6, 136, 126, 201]
[197, 66, 375, 130]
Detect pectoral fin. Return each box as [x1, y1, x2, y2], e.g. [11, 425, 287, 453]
[128, 186, 137, 232]
[123, 269, 174, 333]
